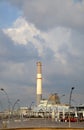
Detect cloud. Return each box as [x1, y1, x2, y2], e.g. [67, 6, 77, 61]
[3, 17, 45, 57]
[3, 17, 84, 69]
[3, 0, 84, 31]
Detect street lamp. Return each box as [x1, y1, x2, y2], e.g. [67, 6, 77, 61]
[12, 99, 20, 111]
[69, 87, 75, 127]
[0, 88, 11, 113]
[29, 101, 34, 110]
[28, 101, 34, 119]
[12, 99, 20, 120]
[58, 94, 65, 121]
[60, 94, 65, 103]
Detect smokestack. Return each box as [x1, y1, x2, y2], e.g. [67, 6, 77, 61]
[36, 62, 42, 106]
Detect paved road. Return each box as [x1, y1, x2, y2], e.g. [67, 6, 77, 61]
[0, 118, 84, 129]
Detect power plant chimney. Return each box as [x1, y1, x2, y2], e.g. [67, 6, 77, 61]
[36, 62, 42, 106]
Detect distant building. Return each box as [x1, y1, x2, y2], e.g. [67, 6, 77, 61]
[33, 93, 69, 119]
[48, 93, 60, 104]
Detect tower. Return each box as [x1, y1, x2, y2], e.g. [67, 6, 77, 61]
[36, 62, 42, 106]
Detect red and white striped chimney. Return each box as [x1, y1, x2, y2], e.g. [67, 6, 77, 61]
[36, 62, 42, 105]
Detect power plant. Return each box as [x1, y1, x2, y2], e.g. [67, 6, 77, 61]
[36, 62, 61, 106]
[36, 62, 42, 106]
[34, 62, 84, 122]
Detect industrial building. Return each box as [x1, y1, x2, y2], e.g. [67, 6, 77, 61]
[34, 61, 84, 121]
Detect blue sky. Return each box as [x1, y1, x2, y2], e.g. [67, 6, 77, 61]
[0, 1, 21, 28]
[0, 0, 84, 110]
